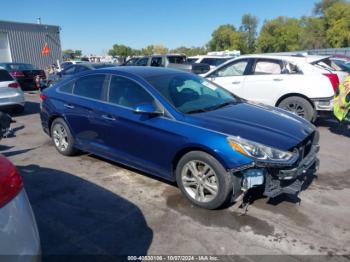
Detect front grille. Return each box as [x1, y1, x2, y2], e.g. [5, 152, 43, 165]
[290, 131, 315, 163]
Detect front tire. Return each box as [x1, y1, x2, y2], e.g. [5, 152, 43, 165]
[51, 118, 77, 156]
[278, 96, 315, 122]
[176, 151, 236, 209]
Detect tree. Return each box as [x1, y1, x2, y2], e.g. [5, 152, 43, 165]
[300, 16, 328, 49]
[108, 44, 134, 60]
[74, 50, 82, 57]
[313, 0, 343, 15]
[170, 46, 207, 56]
[256, 17, 303, 53]
[140, 44, 168, 55]
[208, 24, 246, 53]
[62, 49, 81, 59]
[240, 14, 258, 53]
[324, 1, 350, 47]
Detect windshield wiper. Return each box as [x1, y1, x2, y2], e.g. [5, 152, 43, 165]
[185, 108, 208, 114]
[207, 101, 237, 111]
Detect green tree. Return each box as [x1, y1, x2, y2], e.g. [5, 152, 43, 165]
[313, 0, 343, 15]
[324, 1, 350, 47]
[300, 16, 328, 49]
[170, 46, 207, 56]
[256, 17, 303, 53]
[208, 24, 246, 53]
[62, 49, 75, 59]
[108, 44, 133, 59]
[140, 44, 168, 55]
[74, 50, 82, 57]
[240, 14, 258, 53]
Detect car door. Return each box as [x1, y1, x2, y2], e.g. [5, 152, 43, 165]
[206, 59, 250, 97]
[94, 74, 182, 178]
[243, 58, 285, 105]
[61, 74, 108, 151]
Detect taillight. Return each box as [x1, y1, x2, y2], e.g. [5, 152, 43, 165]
[8, 82, 20, 88]
[0, 155, 23, 208]
[10, 71, 25, 78]
[39, 93, 47, 101]
[323, 73, 339, 92]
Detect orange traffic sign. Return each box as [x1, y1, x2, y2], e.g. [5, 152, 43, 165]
[42, 43, 50, 56]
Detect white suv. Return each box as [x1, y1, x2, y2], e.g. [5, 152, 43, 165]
[203, 55, 337, 121]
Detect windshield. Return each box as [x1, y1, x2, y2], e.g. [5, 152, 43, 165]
[145, 73, 239, 114]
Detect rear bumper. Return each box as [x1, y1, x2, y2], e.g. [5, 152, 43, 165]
[0, 190, 41, 259]
[311, 96, 334, 111]
[0, 92, 25, 108]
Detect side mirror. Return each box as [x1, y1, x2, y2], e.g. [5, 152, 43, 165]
[134, 103, 163, 116]
[192, 63, 210, 75]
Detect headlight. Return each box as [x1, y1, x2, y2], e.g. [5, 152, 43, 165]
[227, 136, 298, 163]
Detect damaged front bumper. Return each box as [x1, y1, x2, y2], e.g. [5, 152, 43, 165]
[263, 145, 319, 198]
[232, 143, 320, 199]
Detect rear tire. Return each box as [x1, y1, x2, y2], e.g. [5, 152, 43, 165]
[278, 96, 315, 122]
[176, 151, 237, 210]
[51, 118, 78, 156]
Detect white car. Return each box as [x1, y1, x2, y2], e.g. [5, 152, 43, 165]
[0, 69, 25, 113]
[187, 55, 233, 69]
[203, 55, 337, 121]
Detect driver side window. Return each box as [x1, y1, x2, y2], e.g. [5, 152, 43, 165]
[108, 76, 154, 109]
[213, 60, 248, 77]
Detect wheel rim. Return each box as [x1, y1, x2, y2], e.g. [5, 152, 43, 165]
[52, 123, 69, 151]
[181, 160, 219, 203]
[282, 102, 306, 118]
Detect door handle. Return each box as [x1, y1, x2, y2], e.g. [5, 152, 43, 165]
[232, 81, 241, 84]
[273, 78, 283, 81]
[101, 114, 116, 121]
[64, 104, 74, 109]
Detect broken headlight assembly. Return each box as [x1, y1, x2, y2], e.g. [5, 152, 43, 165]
[227, 136, 299, 165]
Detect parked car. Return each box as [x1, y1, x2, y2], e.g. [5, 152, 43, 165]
[203, 55, 337, 121]
[60, 60, 85, 71]
[0, 68, 25, 113]
[187, 55, 232, 69]
[0, 155, 41, 259]
[0, 63, 46, 91]
[329, 57, 350, 73]
[309, 56, 348, 83]
[126, 54, 210, 75]
[47, 63, 117, 86]
[122, 57, 144, 66]
[40, 67, 319, 210]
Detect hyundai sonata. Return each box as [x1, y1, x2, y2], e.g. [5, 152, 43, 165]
[40, 67, 319, 209]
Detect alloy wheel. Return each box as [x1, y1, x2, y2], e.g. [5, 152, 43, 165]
[52, 123, 69, 152]
[181, 160, 219, 203]
[282, 102, 306, 118]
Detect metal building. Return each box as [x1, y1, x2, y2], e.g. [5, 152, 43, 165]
[0, 20, 62, 69]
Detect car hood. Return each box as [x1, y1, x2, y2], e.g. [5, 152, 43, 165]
[185, 102, 315, 151]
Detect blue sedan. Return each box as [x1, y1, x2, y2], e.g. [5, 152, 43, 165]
[40, 67, 319, 209]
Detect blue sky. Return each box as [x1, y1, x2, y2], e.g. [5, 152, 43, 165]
[1, 0, 318, 55]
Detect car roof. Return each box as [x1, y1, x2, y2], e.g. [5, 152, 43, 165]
[94, 66, 189, 78]
[189, 55, 233, 59]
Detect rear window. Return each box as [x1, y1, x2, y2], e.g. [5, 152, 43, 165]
[167, 56, 186, 64]
[0, 70, 13, 82]
[73, 74, 105, 100]
[201, 58, 229, 67]
[7, 63, 37, 70]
